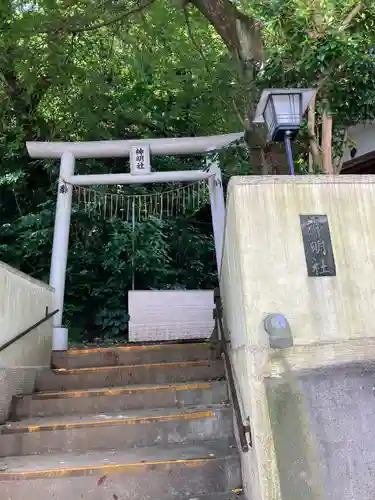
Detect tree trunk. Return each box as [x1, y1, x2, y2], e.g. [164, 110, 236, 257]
[334, 129, 348, 174]
[321, 104, 334, 174]
[189, 0, 264, 66]
[307, 95, 322, 172]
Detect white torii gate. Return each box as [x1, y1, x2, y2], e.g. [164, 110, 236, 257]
[26, 132, 243, 350]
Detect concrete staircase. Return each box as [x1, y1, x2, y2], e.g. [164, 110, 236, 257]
[0, 342, 243, 499]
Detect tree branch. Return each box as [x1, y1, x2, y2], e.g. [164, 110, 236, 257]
[310, 2, 325, 32]
[51, 0, 155, 34]
[13, 190, 23, 217]
[183, 5, 210, 72]
[334, 129, 349, 174]
[232, 98, 246, 128]
[339, 2, 363, 32]
[307, 94, 322, 171]
[322, 102, 334, 174]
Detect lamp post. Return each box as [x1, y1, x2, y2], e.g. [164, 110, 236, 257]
[253, 88, 316, 175]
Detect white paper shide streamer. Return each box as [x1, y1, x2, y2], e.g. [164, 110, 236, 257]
[72, 180, 209, 222]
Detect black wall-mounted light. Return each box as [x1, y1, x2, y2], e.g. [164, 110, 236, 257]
[253, 89, 316, 175]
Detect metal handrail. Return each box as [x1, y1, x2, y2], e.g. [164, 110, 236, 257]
[0, 308, 59, 353]
[211, 288, 251, 452]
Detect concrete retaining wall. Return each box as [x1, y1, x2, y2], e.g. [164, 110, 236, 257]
[0, 262, 54, 423]
[220, 175, 375, 500]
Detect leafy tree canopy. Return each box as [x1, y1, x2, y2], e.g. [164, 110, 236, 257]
[1, 0, 374, 341]
[0, 0, 248, 342]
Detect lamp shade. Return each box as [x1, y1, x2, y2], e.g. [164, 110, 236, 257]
[253, 88, 316, 142]
[263, 93, 302, 141]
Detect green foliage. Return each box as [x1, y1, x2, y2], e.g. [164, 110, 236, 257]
[3, 0, 373, 341]
[0, 0, 245, 342]
[254, 0, 375, 168]
[258, 3, 375, 122]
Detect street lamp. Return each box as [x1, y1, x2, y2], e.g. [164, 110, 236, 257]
[254, 88, 316, 175]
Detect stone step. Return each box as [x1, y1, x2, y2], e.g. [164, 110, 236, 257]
[181, 493, 244, 500]
[35, 360, 225, 392]
[0, 405, 234, 456]
[181, 494, 244, 500]
[0, 441, 241, 500]
[13, 381, 228, 419]
[52, 342, 215, 369]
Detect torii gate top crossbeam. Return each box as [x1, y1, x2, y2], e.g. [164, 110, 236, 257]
[26, 133, 243, 159]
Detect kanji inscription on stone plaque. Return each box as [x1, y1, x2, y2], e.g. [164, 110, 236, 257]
[300, 215, 336, 277]
[130, 144, 151, 175]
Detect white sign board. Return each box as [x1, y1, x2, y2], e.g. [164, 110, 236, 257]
[128, 290, 214, 342]
[130, 144, 151, 175]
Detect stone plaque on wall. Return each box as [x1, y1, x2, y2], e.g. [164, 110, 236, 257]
[300, 215, 336, 277]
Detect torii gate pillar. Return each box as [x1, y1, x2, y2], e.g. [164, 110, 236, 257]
[207, 157, 225, 274]
[50, 151, 75, 351]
